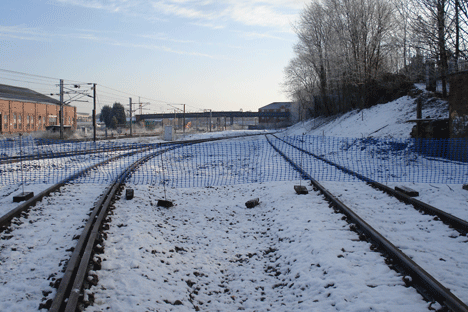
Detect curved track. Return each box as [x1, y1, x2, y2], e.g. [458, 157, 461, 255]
[1, 133, 466, 311]
[0, 134, 263, 311]
[0, 145, 158, 231]
[270, 134, 468, 234]
[266, 134, 468, 312]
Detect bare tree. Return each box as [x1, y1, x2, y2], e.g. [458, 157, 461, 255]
[295, 2, 331, 111]
[284, 0, 405, 119]
[451, 0, 468, 67]
[394, 0, 413, 72]
[410, 0, 455, 96]
[283, 55, 317, 117]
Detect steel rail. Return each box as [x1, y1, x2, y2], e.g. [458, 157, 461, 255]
[265, 135, 468, 312]
[49, 147, 174, 312]
[270, 134, 468, 234]
[0, 145, 160, 231]
[0, 133, 264, 231]
[0, 143, 156, 165]
[47, 133, 263, 311]
[0, 132, 268, 165]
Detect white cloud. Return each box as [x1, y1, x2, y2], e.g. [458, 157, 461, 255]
[53, 0, 307, 32]
[229, 3, 295, 30]
[0, 24, 226, 59]
[235, 30, 289, 41]
[138, 33, 196, 43]
[0, 25, 49, 41]
[55, 0, 138, 12]
[150, 1, 221, 20]
[190, 22, 225, 30]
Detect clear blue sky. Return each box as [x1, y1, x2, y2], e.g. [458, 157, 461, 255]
[0, 0, 307, 114]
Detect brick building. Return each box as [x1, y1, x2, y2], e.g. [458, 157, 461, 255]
[0, 84, 76, 134]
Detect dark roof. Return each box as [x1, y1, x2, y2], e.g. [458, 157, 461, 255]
[0, 84, 61, 105]
[259, 102, 292, 111]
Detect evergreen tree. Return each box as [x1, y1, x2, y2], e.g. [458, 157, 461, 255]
[100, 105, 112, 128]
[110, 116, 118, 129]
[111, 102, 126, 127]
[99, 102, 126, 129]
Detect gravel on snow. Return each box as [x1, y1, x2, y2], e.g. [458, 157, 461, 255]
[85, 181, 432, 312]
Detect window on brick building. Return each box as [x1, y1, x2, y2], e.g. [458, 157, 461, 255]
[13, 114, 17, 129]
[18, 114, 22, 129]
[3, 114, 7, 129]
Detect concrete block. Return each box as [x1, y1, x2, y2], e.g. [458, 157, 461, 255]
[245, 198, 260, 208]
[294, 185, 308, 195]
[13, 192, 34, 203]
[395, 186, 419, 197]
[126, 189, 134, 200]
[158, 199, 173, 208]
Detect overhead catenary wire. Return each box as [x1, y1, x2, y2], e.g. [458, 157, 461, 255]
[0, 68, 213, 114]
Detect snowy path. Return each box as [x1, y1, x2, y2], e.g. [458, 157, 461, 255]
[85, 182, 431, 312]
[322, 181, 468, 305]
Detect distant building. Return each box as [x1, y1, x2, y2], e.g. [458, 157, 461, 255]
[0, 84, 76, 134]
[258, 102, 292, 125]
[77, 112, 91, 122]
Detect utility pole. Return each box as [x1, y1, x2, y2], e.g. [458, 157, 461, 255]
[182, 104, 186, 134]
[93, 83, 96, 142]
[455, 0, 460, 71]
[129, 97, 133, 136]
[139, 97, 142, 115]
[59, 79, 64, 139]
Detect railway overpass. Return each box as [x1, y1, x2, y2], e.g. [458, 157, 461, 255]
[135, 110, 290, 122]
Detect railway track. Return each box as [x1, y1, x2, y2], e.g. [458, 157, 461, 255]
[0, 134, 263, 311]
[266, 134, 468, 311]
[0, 144, 168, 311]
[0, 141, 158, 165]
[269, 134, 468, 234]
[47, 134, 267, 311]
[0, 145, 160, 231]
[0, 132, 268, 165]
[81, 134, 452, 311]
[1, 133, 466, 311]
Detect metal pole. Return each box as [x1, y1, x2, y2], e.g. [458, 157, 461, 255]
[93, 83, 96, 142]
[19, 133, 24, 194]
[59, 79, 64, 139]
[139, 96, 142, 115]
[455, 0, 460, 71]
[183, 104, 186, 135]
[129, 97, 132, 136]
[210, 110, 212, 132]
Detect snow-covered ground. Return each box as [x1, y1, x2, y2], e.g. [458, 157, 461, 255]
[1, 87, 467, 311]
[283, 91, 448, 139]
[85, 181, 431, 312]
